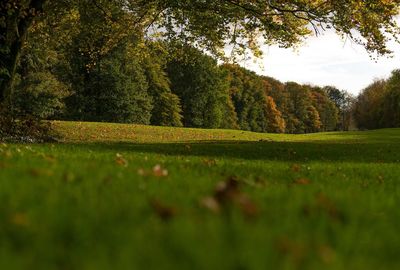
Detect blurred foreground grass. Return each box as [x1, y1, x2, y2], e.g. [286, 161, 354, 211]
[1, 121, 400, 270]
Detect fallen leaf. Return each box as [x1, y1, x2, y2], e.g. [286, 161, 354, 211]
[150, 199, 177, 221]
[201, 176, 259, 219]
[152, 164, 168, 177]
[293, 178, 311, 185]
[199, 196, 220, 213]
[115, 153, 128, 167]
[291, 164, 301, 172]
[137, 168, 146, 176]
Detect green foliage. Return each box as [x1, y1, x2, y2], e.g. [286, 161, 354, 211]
[141, 43, 183, 127]
[382, 70, 400, 128]
[355, 70, 400, 130]
[167, 45, 230, 129]
[12, 72, 69, 119]
[354, 80, 388, 130]
[324, 86, 354, 131]
[72, 46, 153, 124]
[311, 87, 339, 132]
[223, 64, 271, 133]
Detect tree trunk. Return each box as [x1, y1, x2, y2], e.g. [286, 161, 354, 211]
[0, 0, 47, 104]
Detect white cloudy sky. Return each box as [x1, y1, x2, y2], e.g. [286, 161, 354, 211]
[240, 31, 400, 95]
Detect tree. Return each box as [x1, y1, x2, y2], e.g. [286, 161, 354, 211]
[311, 87, 339, 131]
[12, 71, 69, 119]
[73, 45, 153, 124]
[167, 45, 230, 128]
[323, 86, 354, 130]
[381, 70, 400, 128]
[0, 0, 48, 103]
[140, 42, 183, 127]
[2, 0, 400, 105]
[264, 96, 286, 133]
[354, 80, 387, 130]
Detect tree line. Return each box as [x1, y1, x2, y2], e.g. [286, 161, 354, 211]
[1, 0, 400, 136]
[11, 18, 351, 134]
[354, 70, 400, 130]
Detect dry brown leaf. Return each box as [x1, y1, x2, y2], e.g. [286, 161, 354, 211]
[152, 164, 168, 177]
[293, 178, 311, 185]
[150, 199, 177, 221]
[115, 153, 128, 167]
[291, 164, 301, 172]
[201, 176, 260, 219]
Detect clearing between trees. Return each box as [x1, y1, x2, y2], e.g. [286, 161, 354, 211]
[1, 121, 400, 269]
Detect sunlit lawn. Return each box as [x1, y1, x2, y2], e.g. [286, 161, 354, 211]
[1, 121, 400, 269]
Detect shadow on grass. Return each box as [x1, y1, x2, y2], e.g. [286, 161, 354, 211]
[64, 140, 400, 163]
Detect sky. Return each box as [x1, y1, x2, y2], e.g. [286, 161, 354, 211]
[240, 31, 400, 95]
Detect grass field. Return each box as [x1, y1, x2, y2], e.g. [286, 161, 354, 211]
[1, 121, 400, 270]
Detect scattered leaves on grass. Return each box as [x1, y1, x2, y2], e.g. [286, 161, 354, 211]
[200, 176, 259, 219]
[115, 153, 128, 167]
[150, 199, 177, 221]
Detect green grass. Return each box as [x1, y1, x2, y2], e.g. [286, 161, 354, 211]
[1, 121, 400, 270]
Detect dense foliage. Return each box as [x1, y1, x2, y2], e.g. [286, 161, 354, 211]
[1, 0, 400, 137]
[354, 70, 400, 130]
